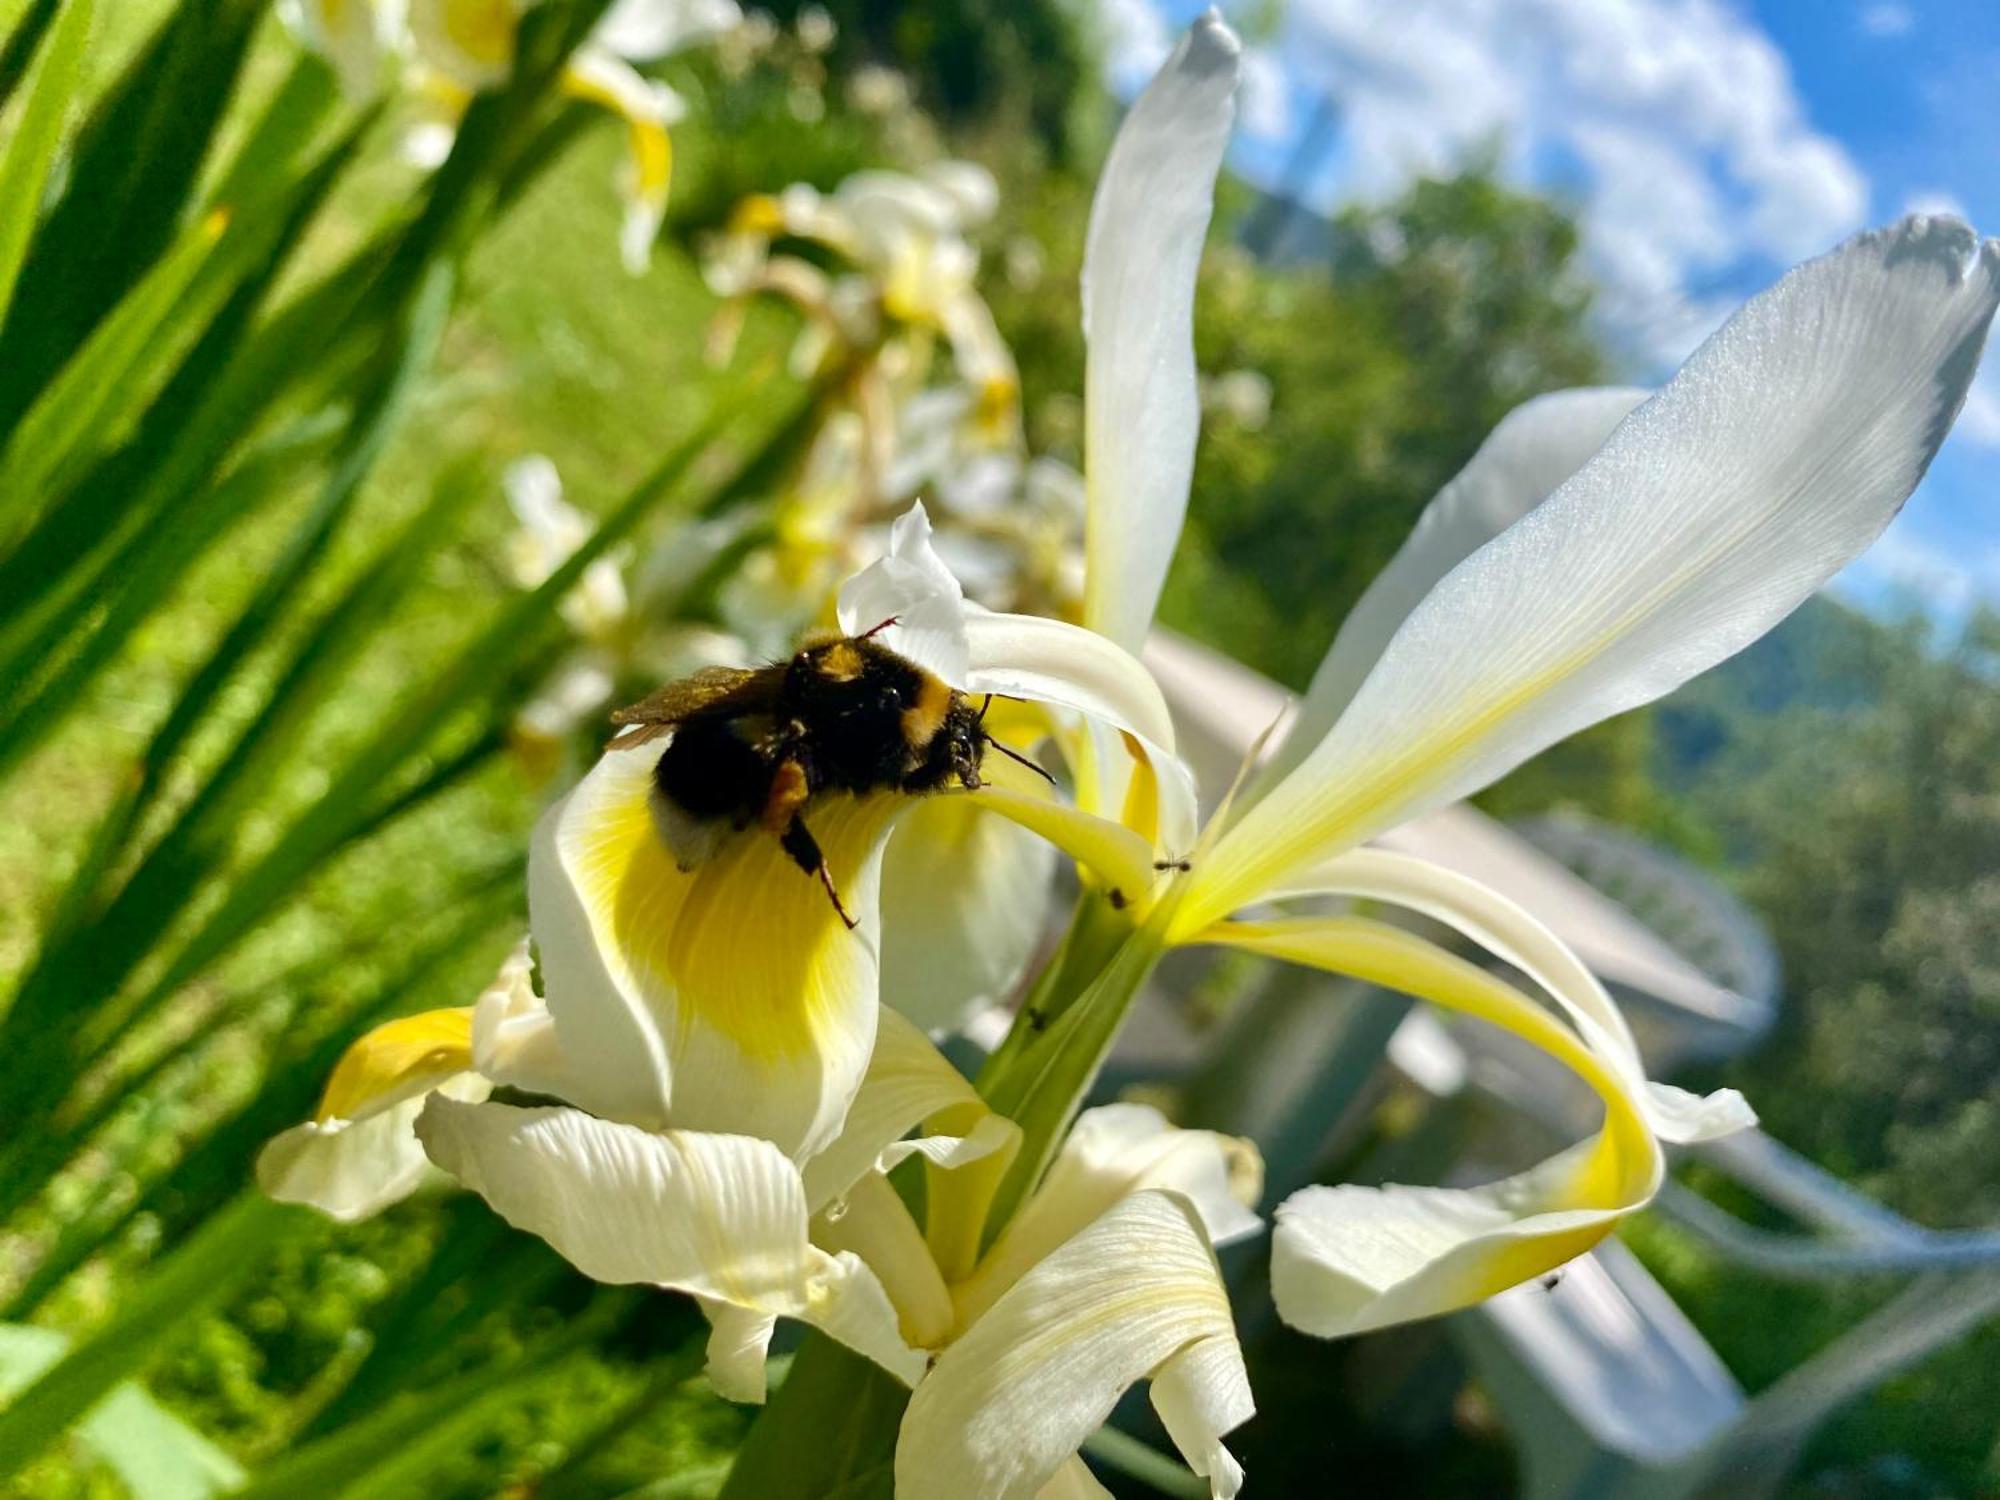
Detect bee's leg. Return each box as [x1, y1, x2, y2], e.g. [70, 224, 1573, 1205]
[780, 816, 856, 930]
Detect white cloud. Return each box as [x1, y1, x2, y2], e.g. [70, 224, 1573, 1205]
[1220, 0, 1870, 366]
[1857, 3, 1914, 38]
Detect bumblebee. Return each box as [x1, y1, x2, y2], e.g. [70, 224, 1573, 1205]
[608, 621, 1047, 928]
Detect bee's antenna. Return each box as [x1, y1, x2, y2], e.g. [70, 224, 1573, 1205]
[859, 615, 900, 641]
[989, 738, 1057, 787]
[976, 692, 993, 725]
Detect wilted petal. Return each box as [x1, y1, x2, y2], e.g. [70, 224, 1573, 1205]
[953, 1103, 1261, 1326]
[1193, 217, 2000, 927]
[1082, 12, 1239, 651]
[533, 739, 893, 1158]
[896, 1191, 1251, 1500]
[1256, 387, 1648, 791]
[416, 1100, 926, 1390]
[880, 794, 1058, 1035]
[1197, 914, 1662, 1332]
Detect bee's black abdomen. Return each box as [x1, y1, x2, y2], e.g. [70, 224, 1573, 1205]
[656, 715, 777, 823]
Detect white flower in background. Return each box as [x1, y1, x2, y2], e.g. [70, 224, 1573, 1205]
[704, 157, 1019, 481]
[281, 0, 741, 271]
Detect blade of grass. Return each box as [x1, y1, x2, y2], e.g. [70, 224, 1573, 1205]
[0, 0, 95, 325]
[74, 386, 802, 1075]
[0, 261, 459, 1139]
[0, 0, 60, 110]
[0, 1189, 311, 1482]
[230, 1293, 633, 1500]
[0, 0, 265, 427]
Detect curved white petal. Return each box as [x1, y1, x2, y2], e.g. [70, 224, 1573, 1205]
[532, 739, 894, 1158]
[416, 1099, 926, 1391]
[954, 1103, 1261, 1327]
[838, 503, 972, 684]
[257, 1081, 484, 1223]
[1194, 217, 2000, 926]
[880, 794, 1057, 1035]
[896, 1191, 1251, 1500]
[1256, 387, 1648, 792]
[1082, 12, 1240, 651]
[1271, 1143, 1624, 1340]
[1263, 847, 1753, 1144]
[1198, 915, 1663, 1333]
[800, 1007, 1019, 1214]
[963, 610, 1177, 751]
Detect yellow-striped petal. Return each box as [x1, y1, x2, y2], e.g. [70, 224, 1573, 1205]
[1192, 217, 2000, 928]
[1260, 847, 1754, 1143]
[533, 737, 896, 1158]
[1196, 915, 1661, 1336]
[896, 1190, 1251, 1500]
[313, 1006, 476, 1125]
[416, 1099, 927, 1394]
[952, 1103, 1260, 1329]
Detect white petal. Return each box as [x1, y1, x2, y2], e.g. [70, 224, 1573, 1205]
[1271, 1143, 1622, 1339]
[896, 1191, 1251, 1500]
[1198, 915, 1665, 1331]
[1195, 217, 2000, 926]
[838, 503, 972, 684]
[277, 0, 404, 96]
[532, 740, 894, 1158]
[258, 1074, 489, 1222]
[1081, 11, 1239, 651]
[594, 0, 740, 60]
[800, 1006, 1018, 1213]
[1257, 387, 1648, 791]
[954, 1103, 1261, 1327]
[416, 1099, 926, 1390]
[880, 794, 1057, 1035]
[963, 609, 1178, 751]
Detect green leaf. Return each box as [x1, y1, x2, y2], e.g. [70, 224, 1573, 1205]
[0, 1325, 243, 1499]
[0, 0, 94, 326]
[0, 207, 231, 548]
[0, 1190, 309, 1482]
[718, 1334, 909, 1500]
[0, 0, 264, 424]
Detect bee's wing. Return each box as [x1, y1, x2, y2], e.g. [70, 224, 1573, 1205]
[608, 664, 785, 748]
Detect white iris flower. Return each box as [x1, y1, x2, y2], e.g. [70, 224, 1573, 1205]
[280, 0, 741, 271]
[260, 8, 2000, 1494]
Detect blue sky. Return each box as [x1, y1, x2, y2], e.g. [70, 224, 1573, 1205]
[1098, 0, 2000, 618]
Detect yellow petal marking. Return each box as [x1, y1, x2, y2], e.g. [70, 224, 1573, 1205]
[315, 1008, 476, 1124]
[566, 762, 899, 1066]
[437, 0, 516, 72]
